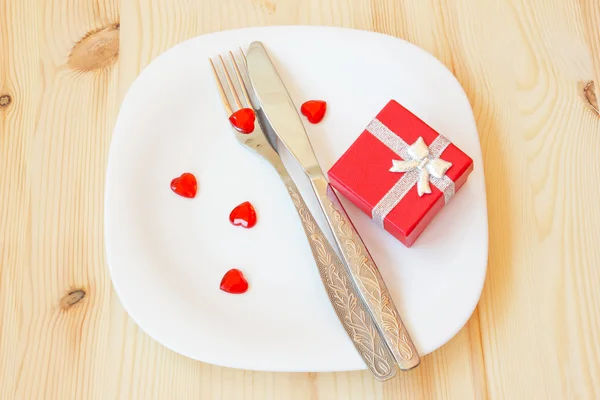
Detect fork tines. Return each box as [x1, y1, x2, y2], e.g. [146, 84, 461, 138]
[210, 49, 253, 115]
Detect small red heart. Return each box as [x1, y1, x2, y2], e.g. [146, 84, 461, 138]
[229, 201, 257, 229]
[170, 172, 197, 198]
[220, 269, 249, 294]
[229, 108, 256, 134]
[301, 100, 327, 124]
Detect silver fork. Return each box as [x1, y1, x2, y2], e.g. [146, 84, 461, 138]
[210, 50, 397, 381]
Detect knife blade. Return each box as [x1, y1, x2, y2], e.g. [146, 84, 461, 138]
[245, 41, 421, 370]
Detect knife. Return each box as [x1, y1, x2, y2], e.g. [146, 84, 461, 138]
[245, 41, 421, 371]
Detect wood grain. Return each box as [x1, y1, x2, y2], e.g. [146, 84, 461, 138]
[1, 0, 599, 398]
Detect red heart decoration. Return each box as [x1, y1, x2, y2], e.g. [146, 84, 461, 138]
[220, 269, 249, 294]
[170, 172, 197, 198]
[301, 100, 327, 124]
[229, 108, 256, 134]
[229, 201, 257, 228]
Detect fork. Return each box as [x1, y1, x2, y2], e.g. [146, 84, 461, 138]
[209, 50, 397, 381]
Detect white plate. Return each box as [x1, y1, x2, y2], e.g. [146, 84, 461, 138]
[105, 26, 488, 372]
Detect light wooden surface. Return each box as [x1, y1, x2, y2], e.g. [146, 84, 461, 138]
[1, 0, 599, 398]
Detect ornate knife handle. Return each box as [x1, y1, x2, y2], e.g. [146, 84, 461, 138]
[277, 172, 397, 381]
[312, 177, 421, 370]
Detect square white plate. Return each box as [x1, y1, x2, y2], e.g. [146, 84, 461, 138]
[105, 26, 488, 372]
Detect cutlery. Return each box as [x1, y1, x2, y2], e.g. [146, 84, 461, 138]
[209, 50, 397, 380]
[245, 41, 421, 370]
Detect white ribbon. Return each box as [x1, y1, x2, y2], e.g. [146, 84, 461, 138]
[366, 118, 456, 227]
[389, 137, 453, 197]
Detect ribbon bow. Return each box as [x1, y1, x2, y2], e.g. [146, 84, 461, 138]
[389, 137, 452, 197]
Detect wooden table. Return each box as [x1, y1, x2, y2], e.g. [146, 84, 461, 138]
[1, 0, 599, 398]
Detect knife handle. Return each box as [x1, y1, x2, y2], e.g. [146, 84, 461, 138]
[311, 176, 421, 370]
[272, 164, 397, 380]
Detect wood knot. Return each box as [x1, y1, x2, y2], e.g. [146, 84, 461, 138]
[580, 80, 599, 116]
[60, 289, 86, 309]
[68, 23, 119, 72]
[0, 94, 11, 108]
[252, 0, 276, 13]
[261, 0, 276, 13]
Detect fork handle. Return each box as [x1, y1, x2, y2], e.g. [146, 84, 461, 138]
[272, 165, 397, 380]
[311, 176, 421, 370]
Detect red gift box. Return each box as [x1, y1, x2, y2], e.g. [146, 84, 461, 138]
[328, 100, 473, 247]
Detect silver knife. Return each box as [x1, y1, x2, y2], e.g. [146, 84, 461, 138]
[246, 41, 421, 371]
